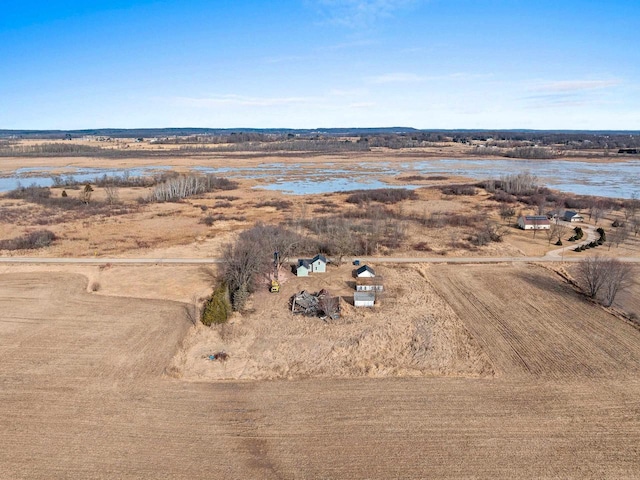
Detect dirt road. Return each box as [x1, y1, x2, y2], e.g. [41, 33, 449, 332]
[1, 253, 639, 265]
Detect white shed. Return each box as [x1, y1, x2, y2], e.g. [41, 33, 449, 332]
[354, 291, 375, 308]
[356, 265, 375, 277]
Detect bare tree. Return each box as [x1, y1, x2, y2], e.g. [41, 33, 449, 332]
[547, 223, 569, 245]
[631, 216, 640, 237]
[184, 294, 201, 326]
[608, 226, 629, 250]
[499, 205, 516, 224]
[590, 201, 607, 225]
[575, 256, 633, 306]
[222, 237, 267, 311]
[601, 260, 633, 307]
[575, 255, 610, 299]
[104, 185, 119, 205]
[624, 192, 639, 221]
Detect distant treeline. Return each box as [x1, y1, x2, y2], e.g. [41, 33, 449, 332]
[2, 129, 640, 157]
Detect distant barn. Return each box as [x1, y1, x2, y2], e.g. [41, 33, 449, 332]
[517, 215, 551, 230]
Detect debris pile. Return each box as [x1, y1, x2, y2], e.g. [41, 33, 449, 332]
[206, 351, 229, 362]
[290, 289, 340, 320]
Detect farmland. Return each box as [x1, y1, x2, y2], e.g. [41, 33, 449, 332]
[1, 138, 640, 478]
[2, 263, 640, 478]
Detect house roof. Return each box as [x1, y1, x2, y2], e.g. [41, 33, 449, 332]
[356, 265, 375, 276]
[297, 260, 311, 269]
[564, 211, 583, 218]
[520, 215, 550, 225]
[311, 254, 327, 264]
[354, 292, 375, 302]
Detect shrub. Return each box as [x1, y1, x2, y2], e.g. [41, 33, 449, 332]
[440, 185, 476, 196]
[255, 199, 293, 210]
[345, 188, 417, 205]
[5, 184, 52, 201]
[201, 282, 232, 326]
[398, 175, 448, 181]
[413, 242, 432, 252]
[89, 282, 101, 292]
[611, 219, 624, 228]
[0, 230, 56, 250]
[504, 146, 557, 159]
[574, 227, 584, 240]
[597, 227, 606, 241]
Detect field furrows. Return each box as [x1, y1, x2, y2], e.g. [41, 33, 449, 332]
[427, 264, 640, 378]
[2, 272, 640, 478]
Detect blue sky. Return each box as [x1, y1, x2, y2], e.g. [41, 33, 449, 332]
[1, 0, 639, 129]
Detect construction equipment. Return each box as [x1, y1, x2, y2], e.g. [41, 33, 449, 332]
[270, 251, 281, 293]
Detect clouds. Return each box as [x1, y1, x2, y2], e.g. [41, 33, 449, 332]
[310, 0, 419, 27]
[524, 79, 622, 108]
[367, 72, 425, 84]
[171, 94, 318, 108]
[366, 71, 492, 84]
[532, 79, 621, 93]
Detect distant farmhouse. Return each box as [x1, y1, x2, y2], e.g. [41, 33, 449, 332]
[517, 215, 551, 230]
[296, 254, 327, 277]
[563, 211, 584, 223]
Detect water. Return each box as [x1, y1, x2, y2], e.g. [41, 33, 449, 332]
[0, 166, 172, 192]
[1, 159, 638, 198]
[258, 178, 418, 195]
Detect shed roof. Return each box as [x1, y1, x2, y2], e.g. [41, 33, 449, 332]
[354, 292, 375, 302]
[356, 265, 375, 276]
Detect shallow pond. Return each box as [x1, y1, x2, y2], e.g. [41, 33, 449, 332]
[1, 158, 638, 198]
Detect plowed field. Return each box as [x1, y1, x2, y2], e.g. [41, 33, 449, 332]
[2, 270, 640, 479]
[427, 264, 640, 378]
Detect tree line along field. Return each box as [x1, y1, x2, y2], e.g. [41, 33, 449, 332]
[2, 262, 640, 478]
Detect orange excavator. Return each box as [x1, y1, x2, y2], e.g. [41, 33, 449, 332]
[270, 251, 280, 293]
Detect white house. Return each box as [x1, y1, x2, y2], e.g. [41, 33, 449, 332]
[356, 265, 375, 278]
[354, 291, 375, 307]
[296, 260, 311, 277]
[309, 254, 327, 273]
[563, 211, 584, 222]
[517, 215, 551, 230]
[296, 254, 327, 276]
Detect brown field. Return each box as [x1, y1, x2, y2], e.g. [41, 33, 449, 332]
[2, 264, 640, 478]
[427, 263, 640, 378]
[2, 145, 640, 478]
[171, 264, 492, 381]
